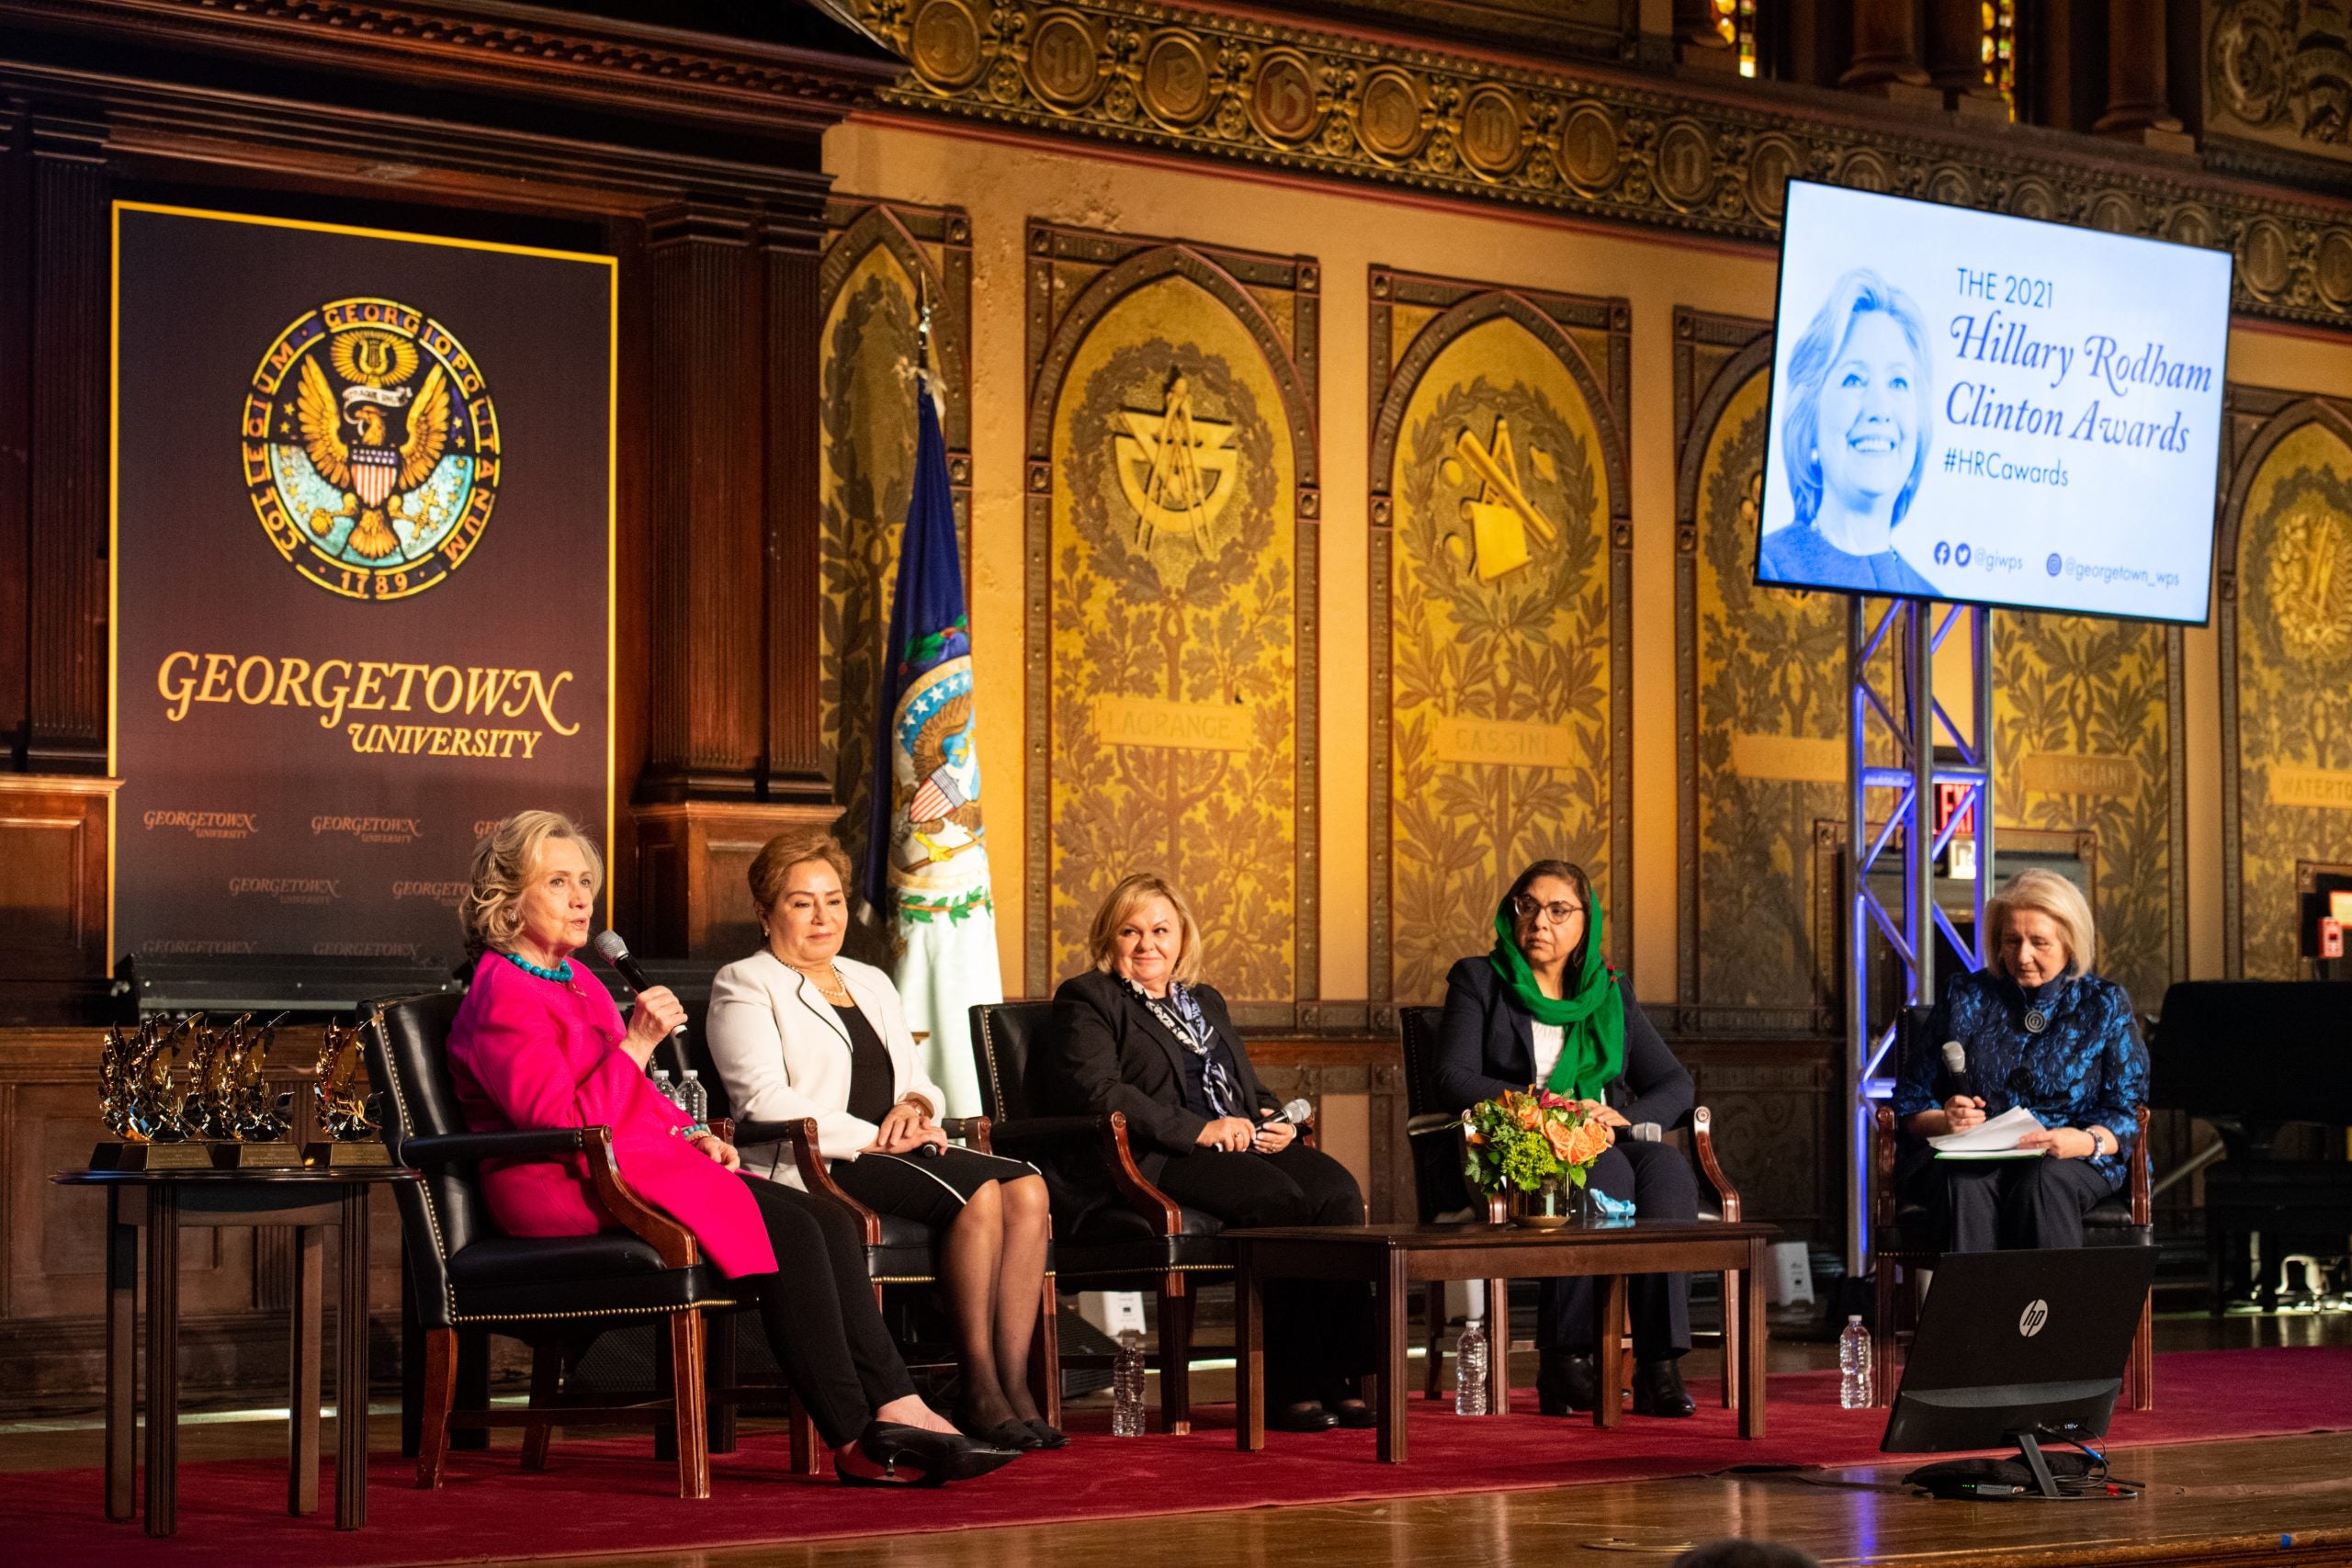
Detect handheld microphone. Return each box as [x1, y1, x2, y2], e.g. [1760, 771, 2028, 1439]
[1939, 1039, 1980, 1101]
[1278, 1097, 1314, 1127]
[592, 931, 690, 1072]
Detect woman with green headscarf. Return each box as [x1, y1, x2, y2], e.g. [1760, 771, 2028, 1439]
[1434, 859, 1700, 1419]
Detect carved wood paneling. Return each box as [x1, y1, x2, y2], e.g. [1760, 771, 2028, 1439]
[0, 777, 115, 1014]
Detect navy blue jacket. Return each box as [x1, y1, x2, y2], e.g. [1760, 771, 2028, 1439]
[1432, 956, 1692, 1130]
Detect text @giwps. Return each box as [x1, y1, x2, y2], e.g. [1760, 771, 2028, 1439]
[155, 651, 579, 758]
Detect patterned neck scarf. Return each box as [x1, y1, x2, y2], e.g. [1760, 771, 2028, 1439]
[1125, 976, 1245, 1118]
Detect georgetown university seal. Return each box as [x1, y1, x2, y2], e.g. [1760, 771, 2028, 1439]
[242, 297, 501, 601]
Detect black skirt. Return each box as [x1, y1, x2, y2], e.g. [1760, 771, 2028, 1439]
[829, 1145, 1040, 1229]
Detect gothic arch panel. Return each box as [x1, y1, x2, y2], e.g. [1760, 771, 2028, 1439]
[1368, 271, 1630, 1012]
[1024, 224, 1320, 1018]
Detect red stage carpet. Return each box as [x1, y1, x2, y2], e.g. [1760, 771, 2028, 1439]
[7, 1348, 2348, 1568]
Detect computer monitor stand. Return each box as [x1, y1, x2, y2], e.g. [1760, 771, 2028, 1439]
[1905, 1431, 2118, 1502]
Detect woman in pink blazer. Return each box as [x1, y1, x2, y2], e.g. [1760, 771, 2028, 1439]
[445, 810, 1016, 1487]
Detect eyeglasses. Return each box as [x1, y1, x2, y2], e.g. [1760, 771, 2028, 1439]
[1511, 895, 1586, 927]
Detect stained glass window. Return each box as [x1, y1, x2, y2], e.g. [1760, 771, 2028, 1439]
[1713, 0, 1758, 78]
[1982, 0, 2017, 116]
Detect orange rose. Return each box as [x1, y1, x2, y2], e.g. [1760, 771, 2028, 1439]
[1564, 1118, 1613, 1168]
[1543, 1121, 1577, 1162]
[1515, 1101, 1543, 1130]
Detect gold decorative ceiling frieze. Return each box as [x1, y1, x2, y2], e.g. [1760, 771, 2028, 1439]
[856, 0, 2352, 333]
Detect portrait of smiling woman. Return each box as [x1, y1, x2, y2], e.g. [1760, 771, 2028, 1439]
[1758, 266, 1939, 597]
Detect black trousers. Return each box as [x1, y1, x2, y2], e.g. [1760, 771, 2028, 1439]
[1535, 1140, 1697, 1361]
[731, 1171, 917, 1448]
[1905, 1155, 2117, 1253]
[1152, 1141, 1372, 1402]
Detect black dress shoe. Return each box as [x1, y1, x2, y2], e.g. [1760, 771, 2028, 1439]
[1323, 1396, 1376, 1428]
[839, 1421, 1022, 1486]
[1631, 1358, 1695, 1418]
[1023, 1417, 1071, 1450]
[1267, 1398, 1340, 1432]
[1535, 1349, 1598, 1416]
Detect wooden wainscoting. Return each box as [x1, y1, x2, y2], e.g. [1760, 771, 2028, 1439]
[0, 776, 116, 1027]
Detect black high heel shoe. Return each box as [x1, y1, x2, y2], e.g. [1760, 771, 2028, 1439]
[837, 1421, 1022, 1487]
[955, 1402, 1046, 1451]
[1534, 1350, 1597, 1416]
[1023, 1417, 1071, 1450]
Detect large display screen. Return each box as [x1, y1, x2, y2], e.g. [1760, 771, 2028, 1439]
[1754, 180, 2232, 624]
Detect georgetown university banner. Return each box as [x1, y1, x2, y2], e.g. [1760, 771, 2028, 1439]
[111, 204, 614, 969]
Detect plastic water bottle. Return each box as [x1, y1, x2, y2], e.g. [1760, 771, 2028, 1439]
[1838, 1314, 1872, 1409]
[651, 1068, 676, 1107]
[1453, 1315, 1490, 1416]
[1111, 1328, 1147, 1436]
[677, 1069, 707, 1125]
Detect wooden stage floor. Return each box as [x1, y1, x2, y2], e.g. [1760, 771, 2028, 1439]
[4, 1311, 2345, 1567]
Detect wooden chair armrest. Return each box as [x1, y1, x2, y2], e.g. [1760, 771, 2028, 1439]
[2130, 1104, 2152, 1224]
[943, 1114, 991, 1154]
[1872, 1104, 1898, 1232]
[709, 1117, 734, 1145]
[1101, 1111, 1183, 1235]
[779, 1117, 881, 1246]
[1406, 1112, 1462, 1137]
[1691, 1105, 1741, 1223]
[580, 1125, 700, 1269]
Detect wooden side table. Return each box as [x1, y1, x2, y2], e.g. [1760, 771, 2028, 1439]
[52, 1166, 417, 1536]
[1228, 1218, 1778, 1462]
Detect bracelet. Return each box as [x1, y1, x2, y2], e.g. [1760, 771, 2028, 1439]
[670, 1122, 710, 1141]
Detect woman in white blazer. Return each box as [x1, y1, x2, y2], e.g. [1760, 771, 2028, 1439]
[707, 830, 1059, 1453]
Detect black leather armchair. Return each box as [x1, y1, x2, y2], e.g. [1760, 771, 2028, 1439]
[970, 1001, 1231, 1435]
[1396, 1005, 1745, 1409]
[368, 990, 750, 1497]
[1871, 1004, 2154, 1408]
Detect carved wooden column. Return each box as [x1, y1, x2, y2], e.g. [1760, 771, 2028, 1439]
[762, 191, 831, 804]
[1925, 0, 2006, 117]
[2094, 0, 2192, 150]
[26, 114, 107, 772]
[631, 192, 840, 959]
[1841, 0, 1933, 96]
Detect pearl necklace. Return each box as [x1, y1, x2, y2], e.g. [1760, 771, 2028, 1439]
[794, 963, 853, 1005]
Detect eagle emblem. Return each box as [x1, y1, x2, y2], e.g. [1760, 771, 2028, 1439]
[888, 658, 989, 886]
[242, 298, 500, 601]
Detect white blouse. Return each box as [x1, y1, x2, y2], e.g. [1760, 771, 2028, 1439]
[1532, 1021, 1565, 1087]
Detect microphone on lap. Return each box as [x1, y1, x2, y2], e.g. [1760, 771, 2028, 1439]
[592, 930, 690, 1075]
[1278, 1097, 1314, 1128]
[1939, 1040, 1980, 1102]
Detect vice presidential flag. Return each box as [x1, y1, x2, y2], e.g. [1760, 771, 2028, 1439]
[862, 366, 1001, 1116]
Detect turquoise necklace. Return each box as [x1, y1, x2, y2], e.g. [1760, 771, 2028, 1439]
[502, 950, 575, 985]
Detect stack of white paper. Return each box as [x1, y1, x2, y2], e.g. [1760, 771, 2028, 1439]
[1927, 1106, 2046, 1159]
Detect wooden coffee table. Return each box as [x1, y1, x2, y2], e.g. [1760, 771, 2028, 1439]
[1229, 1219, 1777, 1461]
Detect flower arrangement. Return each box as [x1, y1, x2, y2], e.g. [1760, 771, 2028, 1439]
[1461, 1088, 1614, 1195]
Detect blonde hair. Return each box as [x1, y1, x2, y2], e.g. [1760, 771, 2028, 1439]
[462, 811, 604, 957]
[1986, 868, 2095, 980]
[1087, 873, 1204, 986]
[748, 829, 854, 919]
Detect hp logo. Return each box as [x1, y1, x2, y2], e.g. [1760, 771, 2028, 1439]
[2018, 1299, 2050, 1337]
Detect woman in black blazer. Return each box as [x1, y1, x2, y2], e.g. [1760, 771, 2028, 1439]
[1050, 873, 1371, 1433]
[1435, 858, 1700, 1419]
